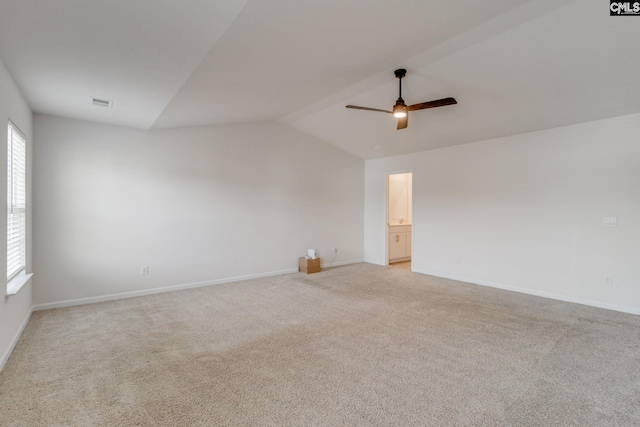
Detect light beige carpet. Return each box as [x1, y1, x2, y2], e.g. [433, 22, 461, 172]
[1, 263, 639, 426]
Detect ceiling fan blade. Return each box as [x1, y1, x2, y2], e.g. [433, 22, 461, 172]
[407, 97, 457, 111]
[346, 105, 393, 114]
[397, 115, 408, 130]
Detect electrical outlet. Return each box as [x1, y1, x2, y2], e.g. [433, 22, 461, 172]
[141, 265, 149, 275]
[605, 276, 612, 285]
[333, 247, 338, 254]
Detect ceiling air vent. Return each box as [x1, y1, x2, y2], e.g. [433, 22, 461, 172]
[90, 97, 113, 108]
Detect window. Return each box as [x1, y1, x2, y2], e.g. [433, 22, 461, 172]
[7, 121, 26, 282]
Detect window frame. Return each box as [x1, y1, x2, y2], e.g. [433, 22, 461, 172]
[7, 120, 28, 291]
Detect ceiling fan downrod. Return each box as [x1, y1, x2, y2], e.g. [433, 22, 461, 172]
[393, 69, 408, 118]
[395, 68, 406, 99]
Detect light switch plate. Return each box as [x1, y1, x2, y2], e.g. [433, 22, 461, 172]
[603, 217, 617, 226]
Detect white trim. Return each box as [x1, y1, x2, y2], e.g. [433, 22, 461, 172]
[33, 259, 365, 312]
[413, 268, 640, 316]
[0, 306, 33, 373]
[321, 259, 363, 269]
[364, 258, 384, 266]
[34, 268, 296, 311]
[6, 273, 33, 301]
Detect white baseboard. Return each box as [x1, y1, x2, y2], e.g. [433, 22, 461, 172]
[321, 259, 364, 268]
[33, 259, 364, 312]
[413, 268, 640, 316]
[0, 306, 33, 372]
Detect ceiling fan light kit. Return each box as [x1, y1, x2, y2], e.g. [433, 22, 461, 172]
[346, 68, 457, 130]
[392, 101, 407, 118]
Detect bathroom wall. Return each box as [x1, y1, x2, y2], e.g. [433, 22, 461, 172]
[388, 173, 412, 225]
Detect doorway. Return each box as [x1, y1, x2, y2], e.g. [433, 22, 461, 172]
[387, 172, 412, 265]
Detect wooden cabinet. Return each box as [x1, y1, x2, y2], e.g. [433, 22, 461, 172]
[389, 225, 412, 262]
[389, 230, 407, 260]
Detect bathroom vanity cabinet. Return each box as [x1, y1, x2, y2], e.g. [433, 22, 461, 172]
[389, 225, 411, 262]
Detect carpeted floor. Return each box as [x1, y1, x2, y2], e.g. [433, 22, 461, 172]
[1, 263, 639, 426]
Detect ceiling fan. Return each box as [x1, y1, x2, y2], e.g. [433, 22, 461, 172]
[346, 69, 457, 130]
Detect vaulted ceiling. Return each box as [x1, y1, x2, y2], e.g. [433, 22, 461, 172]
[1, 0, 638, 159]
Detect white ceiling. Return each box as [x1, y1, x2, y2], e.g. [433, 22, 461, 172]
[1, 0, 639, 159]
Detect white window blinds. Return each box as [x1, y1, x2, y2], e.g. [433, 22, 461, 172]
[7, 122, 26, 282]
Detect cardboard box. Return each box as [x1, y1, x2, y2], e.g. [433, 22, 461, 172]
[299, 257, 321, 274]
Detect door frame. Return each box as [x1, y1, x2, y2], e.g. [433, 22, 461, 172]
[385, 169, 414, 268]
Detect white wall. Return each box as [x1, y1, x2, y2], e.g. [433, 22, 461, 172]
[0, 58, 33, 368]
[33, 116, 364, 306]
[365, 113, 640, 314]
